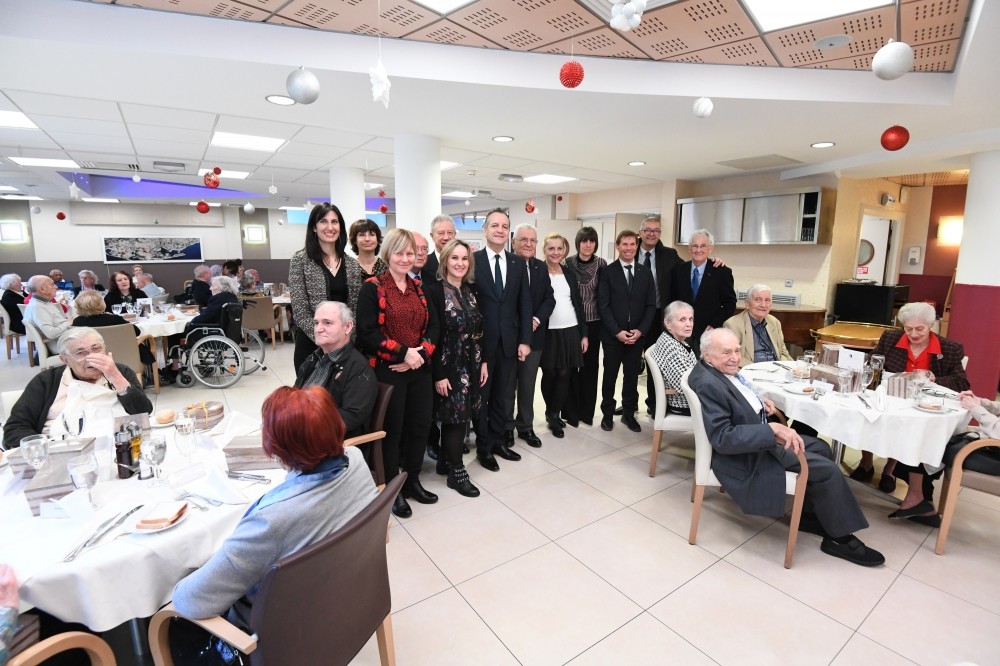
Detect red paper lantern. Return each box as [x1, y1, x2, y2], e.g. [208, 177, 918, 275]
[556, 195, 563, 202]
[212, 166, 222, 175]
[204, 172, 220, 188]
[525, 199, 536, 214]
[559, 60, 584, 89]
[880, 125, 910, 151]
[379, 204, 388, 214]
[196, 201, 210, 214]
[56, 211, 66, 220]
[378, 189, 386, 197]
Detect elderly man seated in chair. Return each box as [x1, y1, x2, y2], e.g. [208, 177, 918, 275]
[723, 283, 793, 367]
[688, 328, 884, 567]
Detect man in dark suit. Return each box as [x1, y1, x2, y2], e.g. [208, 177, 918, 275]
[688, 328, 884, 567]
[504, 224, 554, 448]
[668, 228, 736, 355]
[471, 209, 532, 471]
[636, 216, 680, 415]
[597, 229, 656, 433]
[421, 214, 457, 285]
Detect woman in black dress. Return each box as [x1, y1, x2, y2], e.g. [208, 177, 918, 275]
[425, 239, 485, 497]
[349, 218, 387, 279]
[103, 270, 146, 313]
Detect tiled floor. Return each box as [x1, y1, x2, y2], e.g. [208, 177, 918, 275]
[3, 342, 999, 665]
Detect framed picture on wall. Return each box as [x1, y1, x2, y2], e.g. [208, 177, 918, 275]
[103, 236, 203, 263]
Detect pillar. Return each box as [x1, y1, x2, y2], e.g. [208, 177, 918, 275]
[393, 134, 440, 237]
[328, 167, 365, 231]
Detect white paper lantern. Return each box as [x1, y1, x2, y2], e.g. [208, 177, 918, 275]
[243, 202, 255, 214]
[286, 67, 320, 104]
[623, 4, 635, 18]
[693, 96, 714, 118]
[632, 0, 647, 12]
[628, 14, 641, 28]
[611, 2, 624, 16]
[872, 39, 914, 80]
[610, 14, 628, 30]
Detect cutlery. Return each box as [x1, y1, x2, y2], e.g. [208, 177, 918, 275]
[174, 493, 208, 511]
[857, 395, 873, 410]
[774, 362, 795, 372]
[64, 505, 144, 561]
[64, 513, 120, 562]
[89, 505, 145, 546]
[176, 491, 222, 506]
[227, 471, 271, 484]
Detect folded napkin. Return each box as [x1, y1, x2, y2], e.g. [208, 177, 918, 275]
[873, 386, 888, 412]
[183, 464, 248, 505]
[208, 411, 261, 448]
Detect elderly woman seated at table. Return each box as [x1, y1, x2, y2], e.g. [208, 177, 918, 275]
[163, 276, 239, 381]
[723, 284, 793, 367]
[852, 301, 971, 520]
[72, 290, 155, 367]
[75, 270, 105, 294]
[167, 385, 378, 663]
[0, 273, 27, 334]
[646, 301, 698, 415]
[3, 327, 151, 449]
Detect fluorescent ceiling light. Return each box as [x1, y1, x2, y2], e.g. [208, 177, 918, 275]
[82, 198, 120, 203]
[492, 136, 514, 143]
[7, 157, 79, 168]
[0, 221, 26, 242]
[0, 111, 37, 129]
[411, 0, 476, 14]
[198, 168, 251, 179]
[279, 206, 309, 211]
[811, 141, 836, 148]
[0, 194, 43, 200]
[188, 201, 221, 207]
[440, 161, 460, 171]
[0, 186, 18, 192]
[628, 161, 646, 167]
[742, 0, 891, 32]
[210, 131, 285, 152]
[524, 174, 577, 184]
[443, 190, 474, 198]
[364, 182, 384, 190]
[266, 95, 295, 106]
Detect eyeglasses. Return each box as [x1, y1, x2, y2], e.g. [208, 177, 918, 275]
[69, 344, 105, 360]
[641, 228, 661, 234]
[517, 238, 538, 245]
[690, 244, 710, 250]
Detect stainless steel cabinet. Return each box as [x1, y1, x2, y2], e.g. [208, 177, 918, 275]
[675, 188, 826, 245]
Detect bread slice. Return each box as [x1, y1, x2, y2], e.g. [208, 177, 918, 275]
[137, 501, 188, 529]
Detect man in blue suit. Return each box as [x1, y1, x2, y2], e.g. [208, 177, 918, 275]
[471, 209, 532, 471]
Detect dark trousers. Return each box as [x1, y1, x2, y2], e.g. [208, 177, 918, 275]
[505, 348, 542, 432]
[541, 366, 572, 421]
[643, 312, 664, 410]
[374, 362, 432, 481]
[565, 319, 602, 422]
[601, 338, 643, 418]
[478, 353, 516, 455]
[293, 329, 318, 371]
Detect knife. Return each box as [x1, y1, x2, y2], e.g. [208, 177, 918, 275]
[64, 512, 121, 562]
[64, 504, 145, 561]
[227, 471, 271, 483]
[857, 395, 872, 410]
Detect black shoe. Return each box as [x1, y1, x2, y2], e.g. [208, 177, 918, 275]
[494, 444, 521, 461]
[820, 536, 885, 567]
[581, 418, 594, 427]
[621, 414, 642, 433]
[646, 407, 654, 418]
[888, 500, 935, 519]
[548, 420, 564, 438]
[463, 443, 470, 454]
[447, 466, 481, 497]
[797, 513, 828, 538]
[849, 465, 874, 482]
[505, 430, 515, 447]
[600, 417, 613, 431]
[565, 419, 579, 428]
[878, 473, 897, 493]
[477, 453, 500, 472]
[402, 477, 439, 504]
[427, 442, 440, 461]
[518, 430, 542, 448]
[906, 514, 942, 528]
[392, 493, 412, 519]
[436, 458, 448, 475]
[613, 406, 623, 416]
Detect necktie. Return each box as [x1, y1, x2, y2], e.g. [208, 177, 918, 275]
[625, 264, 633, 292]
[691, 266, 701, 299]
[525, 259, 531, 286]
[736, 372, 768, 424]
[494, 254, 504, 298]
[643, 250, 651, 269]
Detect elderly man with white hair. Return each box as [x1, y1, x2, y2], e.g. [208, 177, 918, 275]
[723, 284, 793, 367]
[23, 275, 72, 353]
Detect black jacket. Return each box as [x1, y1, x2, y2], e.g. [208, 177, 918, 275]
[668, 261, 736, 341]
[597, 260, 656, 344]
[522, 257, 555, 351]
[104, 287, 147, 312]
[294, 346, 378, 438]
[190, 279, 212, 308]
[471, 249, 532, 360]
[1, 289, 26, 334]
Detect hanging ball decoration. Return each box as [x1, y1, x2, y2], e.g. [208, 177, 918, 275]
[204, 172, 220, 188]
[379, 204, 388, 214]
[213, 166, 222, 175]
[693, 96, 714, 119]
[243, 202, 256, 214]
[378, 189, 386, 198]
[56, 211, 66, 220]
[31, 206, 41, 214]
[132, 173, 141, 183]
[880, 125, 910, 151]
[872, 39, 915, 81]
[525, 199, 536, 214]
[610, 0, 644, 31]
[559, 60, 584, 89]
[286, 67, 320, 104]
[557, 195, 563, 202]
[196, 201, 210, 214]
[611, 2, 624, 16]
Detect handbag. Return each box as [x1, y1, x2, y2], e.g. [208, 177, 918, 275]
[942, 431, 1000, 475]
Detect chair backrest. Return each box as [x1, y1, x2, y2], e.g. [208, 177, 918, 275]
[150, 294, 170, 306]
[248, 474, 405, 666]
[644, 348, 667, 421]
[240, 296, 277, 329]
[97, 323, 143, 379]
[680, 369, 715, 485]
[1, 389, 24, 424]
[220, 302, 244, 342]
[18, 303, 27, 314]
[0, 304, 16, 336]
[23, 319, 64, 368]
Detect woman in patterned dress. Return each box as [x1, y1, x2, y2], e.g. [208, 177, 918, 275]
[646, 301, 697, 416]
[563, 226, 607, 426]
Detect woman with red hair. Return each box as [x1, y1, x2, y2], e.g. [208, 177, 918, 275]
[169, 386, 378, 662]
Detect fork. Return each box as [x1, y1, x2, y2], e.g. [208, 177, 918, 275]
[174, 491, 217, 509]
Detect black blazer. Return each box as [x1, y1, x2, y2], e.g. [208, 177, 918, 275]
[668, 260, 736, 340]
[190, 292, 238, 327]
[104, 287, 147, 312]
[420, 251, 440, 285]
[596, 260, 656, 344]
[521, 257, 555, 350]
[190, 279, 212, 308]
[638, 241, 682, 311]
[471, 248, 532, 361]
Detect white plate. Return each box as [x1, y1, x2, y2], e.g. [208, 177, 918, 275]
[150, 418, 175, 428]
[783, 384, 818, 395]
[914, 404, 951, 415]
[127, 504, 190, 534]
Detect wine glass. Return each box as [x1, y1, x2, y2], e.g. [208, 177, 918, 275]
[174, 415, 196, 467]
[112, 304, 123, 316]
[860, 365, 875, 391]
[140, 436, 168, 486]
[20, 435, 49, 471]
[61, 411, 86, 442]
[837, 368, 854, 394]
[67, 454, 100, 509]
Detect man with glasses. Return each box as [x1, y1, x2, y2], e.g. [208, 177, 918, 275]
[3, 327, 152, 449]
[504, 224, 554, 449]
[669, 229, 736, 355]
[422, 215, 457, 284]
[410, 232, 431, 281]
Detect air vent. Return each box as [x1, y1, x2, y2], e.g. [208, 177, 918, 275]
[77, 162, 139, 172]
[737, 289, 801, 306]
[498, 174, 523, 183]
[153, 161, 186, 173]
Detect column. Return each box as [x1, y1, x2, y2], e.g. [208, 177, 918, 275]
[328, 167, 365, 229]
[947, 151, 1000, 397]
[393, 134, 440, 237]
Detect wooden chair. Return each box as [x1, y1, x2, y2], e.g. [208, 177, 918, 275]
[935, 438, 1000, 555]
[98, 323, 160, 394]
[643, 348, 694, 477]
[681, 370, 809, 569]
[9, 631, 116, 666]
[344, 382, 394, 486]
[23, 319, 65, 369]
[1, 304, 24, 359]
[240, 296, 282, 350]
[148, 474, 405, 666]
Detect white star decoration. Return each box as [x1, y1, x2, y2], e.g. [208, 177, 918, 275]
[68, 181, 81, 199]
[370, 58, 391, 110]
[268, 184, 278, 195]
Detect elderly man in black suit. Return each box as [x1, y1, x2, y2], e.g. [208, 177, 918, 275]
[421, 214, 457, 284]
[471, 209, 532, 471]
[688, 328, 884, 567]
[504, 223, 554, 449]
[669, 228, 736, 355]
[597, 229, 656, 433]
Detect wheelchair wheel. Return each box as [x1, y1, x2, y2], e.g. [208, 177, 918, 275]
[177, 370, 195, 387]
[188, 335, 244, 388]
[240, 329, 266, 374]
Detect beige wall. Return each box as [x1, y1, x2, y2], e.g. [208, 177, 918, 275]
[898, 186, 932, 275]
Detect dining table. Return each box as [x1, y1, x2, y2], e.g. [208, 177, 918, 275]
[134, 312, 194, 366]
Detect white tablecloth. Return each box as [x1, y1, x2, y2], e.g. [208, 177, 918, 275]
[134, 313, 192, 338]
[744, 361, 971, 467]
[0, 431, 281, 631]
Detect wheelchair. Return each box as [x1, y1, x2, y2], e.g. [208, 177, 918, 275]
[170, 303, 266, 389]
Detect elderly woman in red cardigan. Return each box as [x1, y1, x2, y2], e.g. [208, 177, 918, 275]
[356, 228, 440, 518]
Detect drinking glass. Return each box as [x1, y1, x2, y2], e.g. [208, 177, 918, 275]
[803, 350, 818, 368]
[61, 411, 86, 442]
[125, 303, 135, 316]
[837, 368, 853, 394]
[793, 357, 810, 382]
[112, 304, 123, 316]
[869, 354, 885, 387]
[20, 435, 49, 471]
[174, 416, 196, 466]
[67, 454, 100, 509]
[860, 365, 875, 390]
[140, 436, 168, 486]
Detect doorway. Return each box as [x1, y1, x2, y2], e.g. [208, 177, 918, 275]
[856, 215, 902, 285]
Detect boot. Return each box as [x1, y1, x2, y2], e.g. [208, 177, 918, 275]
[447, 465, 480, 497]
[436, 457, 448, 475]
[402, 476, 438, 504]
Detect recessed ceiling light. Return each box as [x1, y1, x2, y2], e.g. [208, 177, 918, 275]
[524, 174, 577, 185]
[364, 182, 384, 190]
[7, 157, 80, 168]
[811, 141, 836, 148]
[0, 185, 18, 192]
[198, 168, 251, 179]
[0, 194, 43, 200]
[742, 0, 891, 32]
[492, 136, 514, 143]
[498, 174, 523, 183]
[440, 161, 460, 171]
[443, 190, 474, 198]
[210, 131, 285, 152]
[0, 111, 37, 129]
[814, 34, 851, 49]
[266, 95, 296, 106]
[411, 0, 476, 13]
[82, 198, 120, 203]
[628, 161, 646, 167]
[188, 201, 221, 207]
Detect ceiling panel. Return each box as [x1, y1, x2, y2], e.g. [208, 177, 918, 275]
[666, 36, 779, 66]
[404, 19, 501, 48]
[0, 130, 62, 149]
[120, 103, 217, 130]
[277, 0, 440, 38]
[128, 124, 212, 145]
[131, 139, 206, 160]
[124, 0, 272, 21]
[622, 0, 759, 61]
[448, 0, 605, 52]
[327, 148, 396, 170]
[30, 116, 128, 137]
[213, 116, 303, 138]
[292, 126, 376, 149]
[535, 27, 649, 58]
[47, 133, 135, 153]
[5, 91, 122, 121]
[261, 152, 336, 169]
